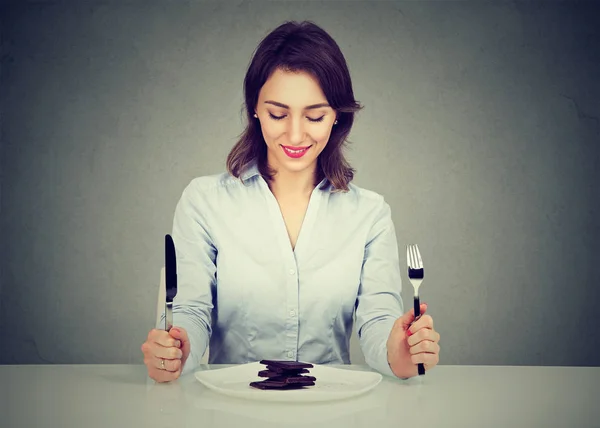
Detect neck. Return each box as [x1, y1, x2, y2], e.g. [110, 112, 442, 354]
[267, 164, 319, 198]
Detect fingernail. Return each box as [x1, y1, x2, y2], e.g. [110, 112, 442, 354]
[171, 328, 180, 334]
[406, 329, 413, 337]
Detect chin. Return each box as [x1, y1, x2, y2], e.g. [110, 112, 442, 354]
[281, 158, 315, 173]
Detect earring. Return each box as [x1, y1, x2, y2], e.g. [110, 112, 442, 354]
[334, 120, 338, 125]
[254, 113, 258, 118]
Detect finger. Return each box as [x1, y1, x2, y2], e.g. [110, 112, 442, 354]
[149, 329, 181, 348]
[169, 328, 191, 363]
[150, 367, 182, 383]
[410, 352, 439, 367]
[169, 327, 188, 339]
[414, 303, 427, 318]
[153, 356, 182, 373]
[407, 327, 440, 346]
[409, 340, 440, 355]
[169, 327, 188, 349]
[152, 343, 183, 360]
[408, 313, 433, 334]
[401, 303, 428, 329]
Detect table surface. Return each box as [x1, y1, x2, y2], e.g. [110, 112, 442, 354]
[1, 363, 599, 428]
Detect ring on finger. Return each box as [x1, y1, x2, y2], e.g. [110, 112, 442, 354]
[160, 358, 165, 370]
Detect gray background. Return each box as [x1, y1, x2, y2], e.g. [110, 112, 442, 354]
[1, 0, 599, 367]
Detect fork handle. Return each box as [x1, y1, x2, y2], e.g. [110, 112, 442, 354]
[413, 296, 426, 376]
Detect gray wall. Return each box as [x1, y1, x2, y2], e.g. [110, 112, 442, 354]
[1, 0, 599, 367]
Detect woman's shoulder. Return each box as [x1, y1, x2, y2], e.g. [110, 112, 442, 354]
[176, 170, 247, 205]
[183, 169, 245, 192]
[339, 182, 389, 207]
[347, 182, 385, 201]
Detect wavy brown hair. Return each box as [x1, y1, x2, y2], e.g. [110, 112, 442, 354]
[226, 20, 363, 192]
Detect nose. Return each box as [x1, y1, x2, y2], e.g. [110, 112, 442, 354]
[287, 116, 305, 145]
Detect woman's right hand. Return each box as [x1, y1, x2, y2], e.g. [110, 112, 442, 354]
[141, 327, 190, 382]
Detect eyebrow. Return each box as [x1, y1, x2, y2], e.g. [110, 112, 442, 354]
[264, 100, 330, 110]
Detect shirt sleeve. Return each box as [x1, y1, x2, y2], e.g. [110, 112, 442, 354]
[157, 179, 216, 375]
[355, 197, 404, 378]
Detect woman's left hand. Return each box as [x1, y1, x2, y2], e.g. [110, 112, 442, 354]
[386, 303, 440, 378]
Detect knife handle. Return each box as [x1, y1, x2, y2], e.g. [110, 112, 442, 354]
[165, 303, 173, 332]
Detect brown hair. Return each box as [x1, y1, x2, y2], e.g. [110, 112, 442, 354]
[226, 20, 363, 192]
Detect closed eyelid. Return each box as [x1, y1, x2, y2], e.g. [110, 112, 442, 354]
[268, 113, 325, 123]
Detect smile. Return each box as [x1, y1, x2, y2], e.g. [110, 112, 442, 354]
[281, 145, 311, 159]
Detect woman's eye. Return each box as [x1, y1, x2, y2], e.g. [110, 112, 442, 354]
[268, 113, 325, 123]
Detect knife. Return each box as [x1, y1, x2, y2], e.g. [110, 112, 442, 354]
[165, 234, 178, 332]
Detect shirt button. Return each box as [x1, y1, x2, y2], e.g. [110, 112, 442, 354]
[289, 269, 296, 275]
[287, 351, 294, 358]
[289, 310, 296, 317]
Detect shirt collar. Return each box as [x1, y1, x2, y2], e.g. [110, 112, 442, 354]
[239, 160, 333, 192]
[240, 162, 261, 183]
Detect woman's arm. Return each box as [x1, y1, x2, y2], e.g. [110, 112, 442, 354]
[157, 179, 217, 375]
[355, 198, 404, 377]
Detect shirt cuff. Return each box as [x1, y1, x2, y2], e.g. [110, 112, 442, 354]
[156, 313, 209, 376]
[372, 337, 398, 378]
[174, 316, 209, 376]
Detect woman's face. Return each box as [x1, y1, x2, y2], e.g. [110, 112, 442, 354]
[255, 68, 337, 176]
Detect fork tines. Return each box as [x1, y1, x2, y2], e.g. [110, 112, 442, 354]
[407, 244, 424, 280]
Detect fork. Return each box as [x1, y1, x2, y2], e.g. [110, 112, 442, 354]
[407, 244, 425, 376]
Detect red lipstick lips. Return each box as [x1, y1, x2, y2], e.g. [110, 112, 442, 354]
[281, 145, 310, 159]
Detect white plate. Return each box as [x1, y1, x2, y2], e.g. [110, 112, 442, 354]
[194, 361, 383, 402]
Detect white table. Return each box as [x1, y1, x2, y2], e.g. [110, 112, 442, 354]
[1, 364, 598, 428]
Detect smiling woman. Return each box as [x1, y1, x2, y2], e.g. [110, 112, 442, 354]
[227, 21, 362, 192]
[141, 20, 441, 384]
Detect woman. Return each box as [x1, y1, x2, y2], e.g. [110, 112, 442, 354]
[141, 20, 440, 383]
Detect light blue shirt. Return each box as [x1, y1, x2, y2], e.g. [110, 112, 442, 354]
[158, 162, 404, 377]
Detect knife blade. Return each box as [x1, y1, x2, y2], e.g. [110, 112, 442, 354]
[165, 234, 178, 332]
